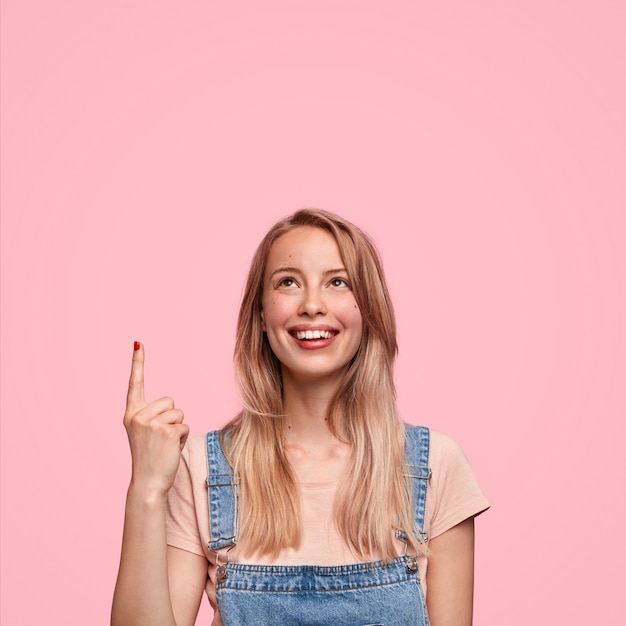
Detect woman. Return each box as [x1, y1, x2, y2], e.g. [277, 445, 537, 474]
[112, 209, 489, 625]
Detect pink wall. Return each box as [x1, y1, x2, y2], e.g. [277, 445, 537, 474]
[2, 1, 624, 623]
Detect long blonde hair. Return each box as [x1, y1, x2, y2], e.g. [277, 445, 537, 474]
[223, 209, 422, 560]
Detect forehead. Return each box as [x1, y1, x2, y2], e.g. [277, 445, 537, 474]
[266, 226, 343, 269]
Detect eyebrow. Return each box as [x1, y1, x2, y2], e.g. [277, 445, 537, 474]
[268, 266, 348, 280]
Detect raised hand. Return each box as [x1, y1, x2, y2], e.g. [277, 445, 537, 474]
[123, 342, 189, 495]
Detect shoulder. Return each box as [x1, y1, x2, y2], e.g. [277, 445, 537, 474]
[181, 433, 209, 466]
[429, 429, 469, 464]
[424, 429, 490, 539]
[403, 424, 466, 465]
[181, 429, 232, 471]
[427, 429, 481, 487]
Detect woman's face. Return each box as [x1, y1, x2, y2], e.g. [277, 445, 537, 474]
[261, 226, 363, 384]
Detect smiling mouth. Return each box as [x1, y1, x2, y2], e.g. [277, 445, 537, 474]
[290, 329, 338, 340]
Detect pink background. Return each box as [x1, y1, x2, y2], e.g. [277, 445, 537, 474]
[2, 1, 625, 623]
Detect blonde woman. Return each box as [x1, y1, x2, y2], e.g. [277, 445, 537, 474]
[112, 209, 489, 626]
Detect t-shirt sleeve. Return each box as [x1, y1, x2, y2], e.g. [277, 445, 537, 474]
[427, 430, 490, 540]
[166, 439, 207, 558]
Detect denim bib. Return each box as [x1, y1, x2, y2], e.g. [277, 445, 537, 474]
[205, 425, 431, 626]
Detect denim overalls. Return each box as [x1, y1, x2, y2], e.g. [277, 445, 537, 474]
[205, 425, 431, 626]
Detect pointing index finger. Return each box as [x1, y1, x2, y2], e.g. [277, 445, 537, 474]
[126, 341, 146, 411]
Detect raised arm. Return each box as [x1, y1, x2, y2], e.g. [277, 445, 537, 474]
[111, 342, 206, 626]
[425, 517, 476, 626]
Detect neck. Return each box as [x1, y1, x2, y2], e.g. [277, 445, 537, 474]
[281, 371, 343, 448]
[280, 371, 351, 483]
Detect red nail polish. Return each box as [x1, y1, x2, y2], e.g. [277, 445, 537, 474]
[134, 341, 141, 351]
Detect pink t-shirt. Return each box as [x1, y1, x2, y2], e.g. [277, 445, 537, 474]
[166, 429, 489, 619]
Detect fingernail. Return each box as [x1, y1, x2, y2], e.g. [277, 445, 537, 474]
[134, 341, 141, 351]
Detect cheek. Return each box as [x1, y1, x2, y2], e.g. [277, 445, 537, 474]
[262, 296, 290, 328]
[339, 297, 363, 332]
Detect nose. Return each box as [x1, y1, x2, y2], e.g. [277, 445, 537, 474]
[298, 287, 328, 317]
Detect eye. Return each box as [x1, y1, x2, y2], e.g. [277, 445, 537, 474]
[277, 277, 298, 288]
[330, 277, 350, 288]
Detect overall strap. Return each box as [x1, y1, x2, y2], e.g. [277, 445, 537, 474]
[403, 424, 431, 543]
[205, 430, 239, 551]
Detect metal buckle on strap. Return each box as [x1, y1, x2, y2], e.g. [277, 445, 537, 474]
[395, 529, 419, 574]
[206, 473, 240, 488]
[214, 544, 235, 583]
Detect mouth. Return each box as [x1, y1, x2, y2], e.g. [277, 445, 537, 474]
[290, 329, 338, 341]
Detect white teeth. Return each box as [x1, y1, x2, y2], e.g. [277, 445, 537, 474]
[294, 330, 334, 340]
